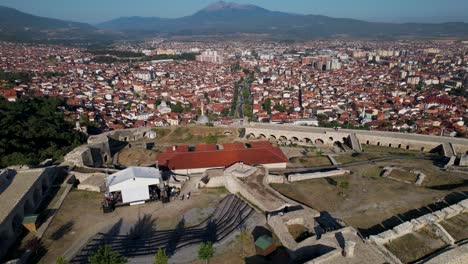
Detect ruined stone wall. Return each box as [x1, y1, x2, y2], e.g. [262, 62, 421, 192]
[205, 175, 225, 188]
[224, 174, 269, 212]
[266, 174, 285, 184]
[64, 128, 154, 168]
[452, 143, 468, 156]
[369, 198, 468, 245]
[288, 169, 350, 182]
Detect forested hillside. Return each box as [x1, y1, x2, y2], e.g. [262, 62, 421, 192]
[0, 96, 84, 167]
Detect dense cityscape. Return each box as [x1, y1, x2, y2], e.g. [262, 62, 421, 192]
[1, 39, 467, 137]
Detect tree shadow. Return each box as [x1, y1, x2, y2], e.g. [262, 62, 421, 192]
[202, 220, 217, 243]
[428, 180, 468, 191]
[315, 211, 342, 232]
[71, 219, 123, 264]
[128, 214, 156, 240]
[50, 220, 74, 240]
[165, 217, 185, 256]
[335, 232, 345, 249]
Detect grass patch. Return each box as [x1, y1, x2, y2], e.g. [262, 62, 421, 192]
[117, 148, 159, 167]
[204, 133, 226, 144]
[385, 227, 448, 263]
[271, 176, 349, 212]
[439, 213, 468, 242]
[361, 166, 383, 178]
[334, 152, 387, 164]
[191, 228, 256, 264]
[203, 186, 229, 196]
[363, 144, 422, 154]
[152, 127, 170, 138]
[152, 126, 235, 145]
[289, 156, 332, 167]
[387, 169, 417, 183]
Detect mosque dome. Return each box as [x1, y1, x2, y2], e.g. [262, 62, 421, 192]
[197, 115, 209, 124]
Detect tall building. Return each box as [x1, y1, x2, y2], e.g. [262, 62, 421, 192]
[196, 50, 224, 64]
[302, 56, 340, 70]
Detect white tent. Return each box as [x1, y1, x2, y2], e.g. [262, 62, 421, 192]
[107, 167, 162, 204]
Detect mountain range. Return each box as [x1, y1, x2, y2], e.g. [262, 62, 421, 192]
[98, 1, 468, 38]
[0, 1, 467, 42]
[0, 5, 106, 42]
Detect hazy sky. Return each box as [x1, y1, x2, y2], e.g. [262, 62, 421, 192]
[0, 0, 467, 24]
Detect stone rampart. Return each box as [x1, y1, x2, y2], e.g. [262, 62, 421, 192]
[288, 169, 350, 182]
[368, 198, 468, 245]
[245, 123, 468, 157]
[64, 127, 155, 168]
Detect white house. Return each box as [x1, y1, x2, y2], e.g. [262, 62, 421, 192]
[106, 167, 162, 205]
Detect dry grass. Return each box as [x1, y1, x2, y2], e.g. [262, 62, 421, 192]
[439, 213, 468, 242]
[288, 156, 332, 167]
[151, 125, 238, 145]
[287, 224, 305, 240]
[191, 230, 256, 264]
[374, 159, 465, 188]
[334, 152, 387, 164]
[361, 166, 384, 178]
[271, 162, 463, 230]
[385, 227, 448, 263]
[387, 169, 418, 183]
[117, 148, 159, 167]
[286, 146, 332, 167]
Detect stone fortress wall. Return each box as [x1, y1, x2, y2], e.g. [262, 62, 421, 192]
[58, 124, 468, 263]
[0, 166, 62, 259]
[244, 123, 468, 157]
[369, 199, 468, 245]
[64, 128, 155, 168]
[365, 198, 468, 264]
[65, 123, 468, 169]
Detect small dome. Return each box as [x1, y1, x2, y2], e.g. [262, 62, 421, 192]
[197, 115, 209, 124]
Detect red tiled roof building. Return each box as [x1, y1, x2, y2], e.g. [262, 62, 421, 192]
[158, 141, 288, 174]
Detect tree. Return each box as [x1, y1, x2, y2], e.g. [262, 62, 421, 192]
[273, 104, 286, 112]
[262, 98, 271, 114]
[55, 256, 68, 264]
[231, 62, 240, 72]
[317, 113, 328, 122]
[221, 108, 230, 117]
[153, 248, 168, 264]
[25, 237, 46, 260]
[198, 242, 215, 264]
[169, 101, 184, 113]
[0, 96, 84, 168]
[88, 245, 126, 264]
